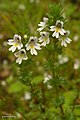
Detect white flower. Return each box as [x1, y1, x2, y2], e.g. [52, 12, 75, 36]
[50, 20, 66, 38]
[3, 41, 7, 47]
[58, 55, 69, 64]
[43, 73, 52, 89]
[43, 73, 52, 83]
[3, 60, 8, 65]
[14, 49, 28, 64]
[59, 30, 72, 47]
[1, 81, 6, 86]
[29, 0, 40, 3]
[73, 35, 79, 42]
[73, 59, 80, 70]
[24, 92, 31, 100]
[18, 4, 26, 11]
[0, 34, 3, 39]
[47, 85, 52, 89]
[37, 17, 48, 32]
[8, 34, 23, 52]
[25, 36, 41, 55]
[16, 112, 22, 119]
[39, 31, 50, 46]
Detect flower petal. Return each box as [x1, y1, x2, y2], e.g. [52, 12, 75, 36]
[14, 52, 20, 57]
[35, 45, 41, 50]
[52, 31, 56, 37]
[16, 57, 22, 64]
[23, 56, 28, 60]
[65, 38, 72, 43]
[50, 26, 55, 31]
[8, 39, 14, 42]
[17, 43, 23, 50]
[7, 41, 15, 45]
[61, 40, 67, 47]
[38, 22, 45, 27]
[43, 17, 48, 22]
[41, 41, 46, 46]
[9, 46, 16, 52]
[39, 37, 43, 42]
[60, 29, 65, 35]
[56, 32, 59, 38]
[26, 44, 30, 50]
[46, 38, 50, 44]
[31, 48, 37, 55]
[61, 28, 66, 34]
[37, 27, 44, 32]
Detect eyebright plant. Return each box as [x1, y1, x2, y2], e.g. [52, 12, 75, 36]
[8, 11, 71, 64]
[7, 3, 78, 120]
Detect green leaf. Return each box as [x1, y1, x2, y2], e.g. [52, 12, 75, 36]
[63, 90, 77, 109]
[8, 82, 24, 93]
[31, 76, 43, 85]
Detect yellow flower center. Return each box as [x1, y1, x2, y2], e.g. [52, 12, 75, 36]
[14, 43, 18, 47]
[44, 37, 47, 41]
[55, 27, 60, 32]
[30, 44, 34, 49]
[20, 53, 24, 58]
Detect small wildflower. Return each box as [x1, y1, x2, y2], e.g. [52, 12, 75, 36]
[25, 36, 41, 55]
[73, 59, 80, 70]
[16, 112, 22, 119]
[50, 20, 66, 38]
[24, 92, 31, 100]
[59, 31, 72, 47]
[43, 73, 52, 89]
[0, 34, 3, 39]
[39, 31, 50, 46]
[29, 0, 40, 3]
[3, 41, 7, 47]
[43, 73, 52, 83]
[3, 60, 8, 66]
[14, 49, 28, 64]
[1, 81, 6, 86]
[37, 17, 48, 32]
[8, 34, 23, 52]
[18, 4, 26, 11]
[58, 55, 69, 64]
[47, 84, 53, 89]
[29, 0, 34, 3]
[73, 35, 79, 42]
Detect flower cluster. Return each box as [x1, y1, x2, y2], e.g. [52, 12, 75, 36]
[8, 17, 72, 64]
[37, 18, 72, 47]
[8, 34, 41, 64]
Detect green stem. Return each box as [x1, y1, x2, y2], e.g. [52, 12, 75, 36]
[52, 42, 64, 116]
[53, 73, 64, 116]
